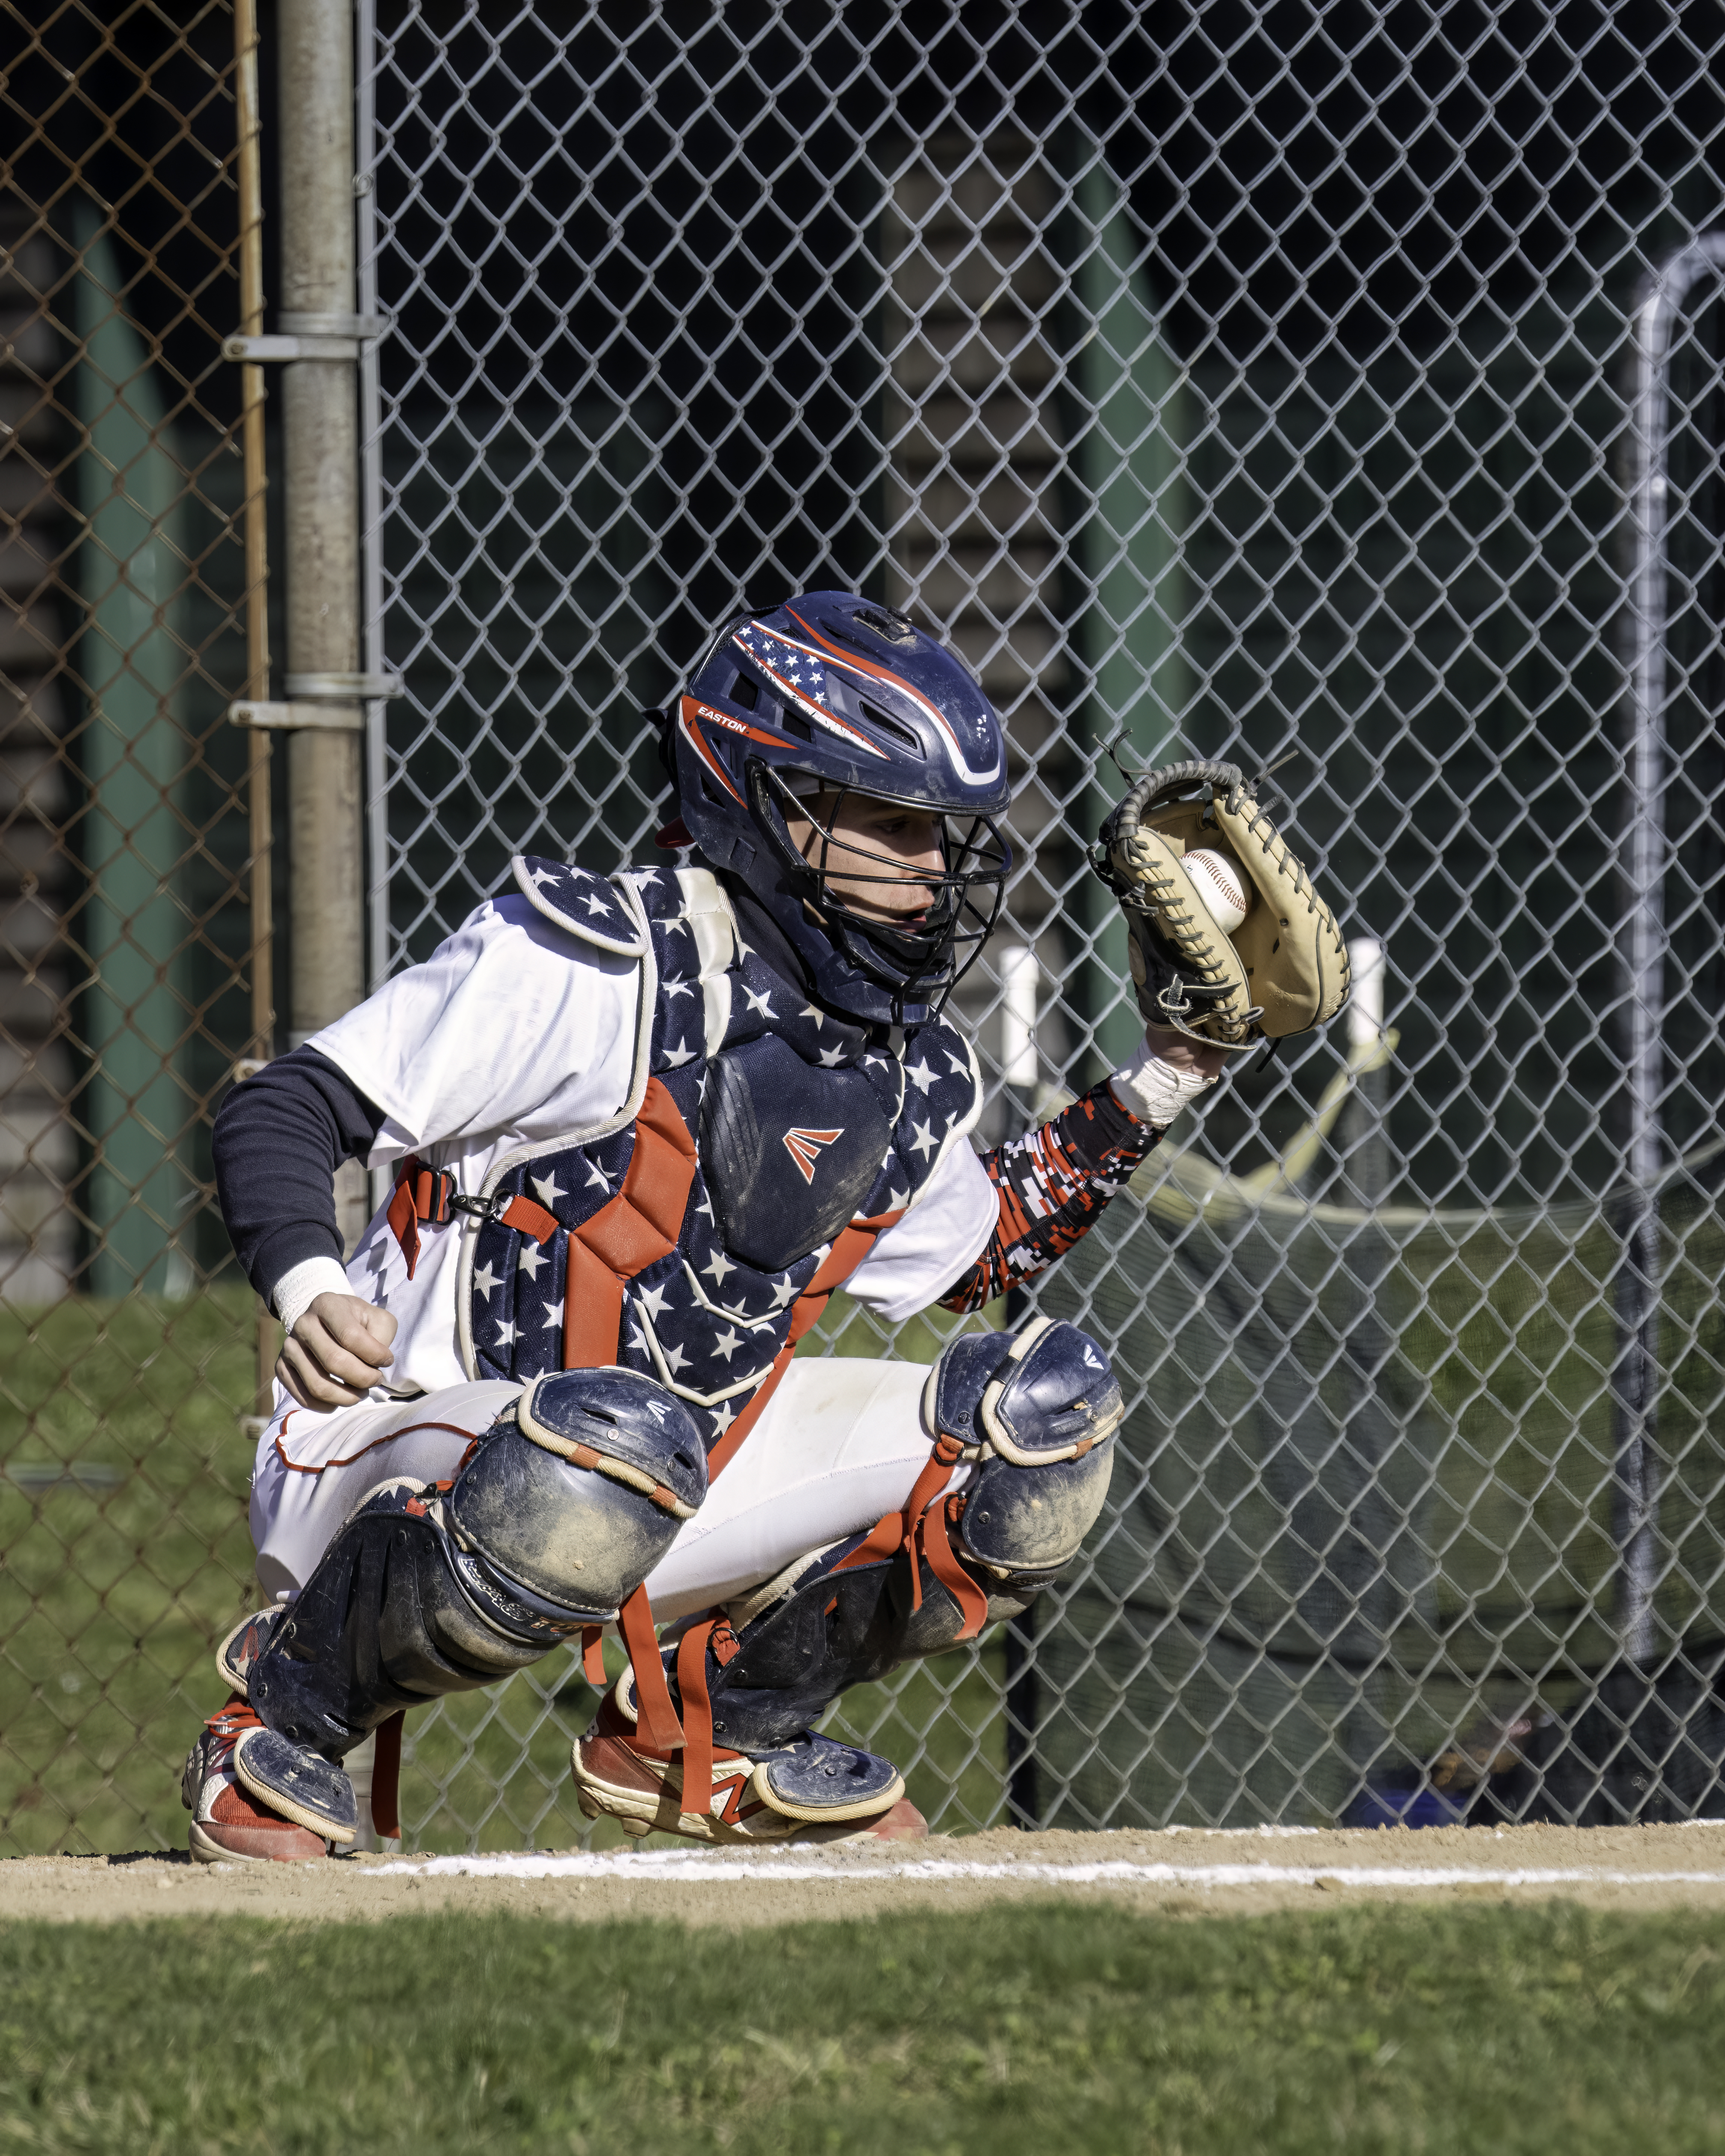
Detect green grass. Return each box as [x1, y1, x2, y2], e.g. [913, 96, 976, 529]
[0, 1293, 259, 1857]
[2, 1902, 1724, 2152]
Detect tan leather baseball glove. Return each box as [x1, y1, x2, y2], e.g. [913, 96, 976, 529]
[1093, 758, 1350, 1054]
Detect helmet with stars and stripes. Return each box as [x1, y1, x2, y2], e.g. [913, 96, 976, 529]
[665, 590, 1011, 1026]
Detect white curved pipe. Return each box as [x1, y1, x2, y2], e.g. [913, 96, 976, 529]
[1616, 232, 1725, 1662]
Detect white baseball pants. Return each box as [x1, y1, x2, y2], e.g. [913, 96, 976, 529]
[250, 1355, 966, 1622]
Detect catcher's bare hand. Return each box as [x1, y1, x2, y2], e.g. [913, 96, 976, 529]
[278, 1292, 398, 1410]
[1141, 1023, 1228, 1082]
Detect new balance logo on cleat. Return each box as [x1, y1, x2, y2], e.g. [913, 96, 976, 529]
[781, 1126, 843, 1183]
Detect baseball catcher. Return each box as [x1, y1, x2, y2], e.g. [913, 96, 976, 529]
[186, 592, 1348, 1859]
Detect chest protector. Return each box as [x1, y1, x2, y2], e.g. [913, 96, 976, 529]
[441, 856, 981, 1468]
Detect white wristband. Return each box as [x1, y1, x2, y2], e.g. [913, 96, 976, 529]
[1108, 1035, 1222, 1131]
[271, 1255, 355, 1336]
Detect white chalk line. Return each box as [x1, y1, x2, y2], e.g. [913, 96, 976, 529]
[357, 1852, 1725, 1890]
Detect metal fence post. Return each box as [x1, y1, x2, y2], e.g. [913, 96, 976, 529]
[233, 0, 277, 1412]
[278, 0, 368, 1244]
[1614, 233, 1725, 1669]
[277, 0, 363, 1026]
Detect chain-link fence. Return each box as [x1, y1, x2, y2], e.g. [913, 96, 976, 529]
[6, 0, 1725, 1856]
[357, 0, 1725, 1848]
[0, 0, 269, 1854]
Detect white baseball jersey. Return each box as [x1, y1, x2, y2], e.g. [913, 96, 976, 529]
[267, 889, 999, 1464]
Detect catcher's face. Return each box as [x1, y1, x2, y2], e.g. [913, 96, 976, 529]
[780, 788, 945, 927]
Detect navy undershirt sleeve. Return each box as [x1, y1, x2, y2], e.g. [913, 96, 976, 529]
[211, 1045, 387, 1302]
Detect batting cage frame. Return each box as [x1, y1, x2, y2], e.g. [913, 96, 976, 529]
[3, 0, 1725, 1853]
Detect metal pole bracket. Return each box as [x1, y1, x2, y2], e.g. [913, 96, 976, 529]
[223, 313, 389, 363]
[228, 671, 403, 732]
[229, 700, 366, 732]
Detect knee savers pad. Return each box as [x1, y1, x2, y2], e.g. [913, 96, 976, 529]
[927, 1315, 1123, 1575]
[700, 1534, 1038, 1755]
[250, 1369, 706, 1758]
[705, 1552, 909, 1752]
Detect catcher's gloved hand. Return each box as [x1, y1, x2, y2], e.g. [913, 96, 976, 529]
[1092, 758, 1350, 1055]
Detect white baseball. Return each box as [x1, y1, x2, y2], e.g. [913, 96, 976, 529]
[1184, 846, 1252, 935]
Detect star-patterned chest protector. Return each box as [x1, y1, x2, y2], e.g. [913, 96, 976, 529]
[456, 855, 980, 1464]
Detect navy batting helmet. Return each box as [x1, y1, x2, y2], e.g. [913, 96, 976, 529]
[666, 591, 1011, 1025]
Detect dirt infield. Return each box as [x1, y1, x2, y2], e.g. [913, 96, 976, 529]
[6, 1822, 1725, 1924]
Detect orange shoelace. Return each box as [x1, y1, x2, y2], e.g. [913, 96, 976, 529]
[202, 1696, 265, 1757]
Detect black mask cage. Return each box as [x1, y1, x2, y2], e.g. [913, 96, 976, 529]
[749, 763, 1009, 1018]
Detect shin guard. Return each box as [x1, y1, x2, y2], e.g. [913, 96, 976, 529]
[249, 1369, 707, 1759]
[680, 1316, 1123, 1755]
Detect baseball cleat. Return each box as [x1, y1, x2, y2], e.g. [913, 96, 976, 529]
[181, 1697, 334, 1864]
[571, 1676, 926, 1846]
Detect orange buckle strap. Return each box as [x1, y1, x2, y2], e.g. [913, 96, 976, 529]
[386, 1156, 448, 1279]
[580, 1625, 607, 1688]
[607, 1604, 738, 1824]
[675, 1620, 719, 1821]
[828, 1429, 987, 1634]
[914, 1494, 992, 1641]
[831, 1429, 966, 1593]
[667, 1622, 746, 1823]
[618, 1584, 683, 1757]
[387, 1157, 559, 1281]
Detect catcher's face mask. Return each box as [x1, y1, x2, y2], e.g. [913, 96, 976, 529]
[751, 767, 1008, 1011]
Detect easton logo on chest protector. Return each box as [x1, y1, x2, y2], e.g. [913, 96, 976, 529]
[700, 1035, 888, 1269]
[782, 1127, 842, 1182]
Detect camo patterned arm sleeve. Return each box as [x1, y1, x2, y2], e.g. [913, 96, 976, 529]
[938, 1083, 1162, 1313]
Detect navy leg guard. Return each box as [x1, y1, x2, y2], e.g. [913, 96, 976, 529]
[249, 1369, 707, 1760]
[685, 1316, 1122, 1754]
[939, 1313, 1122, 1578]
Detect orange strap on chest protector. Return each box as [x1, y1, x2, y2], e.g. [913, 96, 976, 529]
[387, 1080, 696, 1346]
[612, 1204, 904, 1818]
[387, 1155, 557, 1280]
[558, 1078, 697, 1368]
